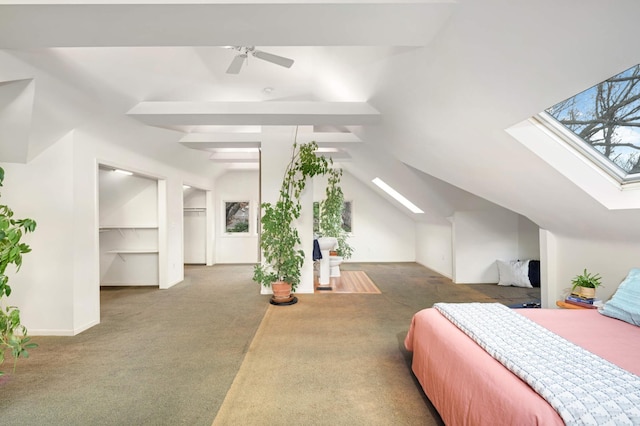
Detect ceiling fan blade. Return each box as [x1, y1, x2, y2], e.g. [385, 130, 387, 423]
[226, 54, 246, 74]
[252, 50, 294, 68]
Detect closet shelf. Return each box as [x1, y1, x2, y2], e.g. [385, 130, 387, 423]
[107, 249, 158, 254]
[99, 225, 158, 229]
[107, 249, 159, 261]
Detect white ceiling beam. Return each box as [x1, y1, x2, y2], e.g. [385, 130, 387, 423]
[209, 152, 259, 163]
[179, 133, 262, 150]
[128, 101, 381, 126]
[179, 131, 362, 148]
[0, 3, 454, 48]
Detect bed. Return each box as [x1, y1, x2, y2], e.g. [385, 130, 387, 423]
[404, 271, 640, 426]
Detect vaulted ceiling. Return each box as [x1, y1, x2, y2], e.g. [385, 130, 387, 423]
[1, 1, 640, 240]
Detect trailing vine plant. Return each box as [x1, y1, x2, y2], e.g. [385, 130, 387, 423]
[0, 166, 37, 376]
[319, 168, 353, 259]
[253, 141, 333, 291]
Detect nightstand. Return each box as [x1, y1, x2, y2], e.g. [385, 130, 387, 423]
[556, 300, 589, 309]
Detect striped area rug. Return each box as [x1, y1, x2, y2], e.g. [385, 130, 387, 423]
[316, 270, 381, 294]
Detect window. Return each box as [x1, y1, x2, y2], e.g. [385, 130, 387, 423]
[543, 64, 640, 184]
[225, 201, 250, 233]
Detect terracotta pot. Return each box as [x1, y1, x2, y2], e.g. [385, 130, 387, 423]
[272, 281, 292, 300]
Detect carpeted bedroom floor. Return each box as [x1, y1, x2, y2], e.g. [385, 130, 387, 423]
[0, 262, 539, 425]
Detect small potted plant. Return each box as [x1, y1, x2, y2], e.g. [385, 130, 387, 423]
[571, 269, 602, 299]
[253, 141, 333, 304]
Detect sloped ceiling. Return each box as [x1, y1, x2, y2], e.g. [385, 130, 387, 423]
[1, 1, 640, 240]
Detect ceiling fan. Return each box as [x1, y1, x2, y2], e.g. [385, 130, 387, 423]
[224, 46, 295, 74]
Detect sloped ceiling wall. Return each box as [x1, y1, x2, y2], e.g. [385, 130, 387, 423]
[1, 1, 640, 241]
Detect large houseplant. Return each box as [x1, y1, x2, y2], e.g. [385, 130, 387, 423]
[253, 141, 333, 302]
[318, 168, 352, 260]
[0, 166, 37, 376]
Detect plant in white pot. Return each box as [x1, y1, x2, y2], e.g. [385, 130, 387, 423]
[0, 166, 37, 376]
[318, 168, 353, 260]
[253, 141, 333, 304]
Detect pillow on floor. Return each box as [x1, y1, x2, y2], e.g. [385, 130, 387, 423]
[599, 268, 640, 326]
[496, 260, 532, 288]
[528, 260, 541, 288]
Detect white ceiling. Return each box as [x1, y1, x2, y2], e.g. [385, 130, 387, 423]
[2, 0, 640, 240]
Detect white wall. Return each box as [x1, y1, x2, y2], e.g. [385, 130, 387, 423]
[415, 220, 453, 278]
[518, 215, 540, 259]
[452, 209, 540, 283]
[99, 171, 158, 226]
[1, 132, 78, 335]
[1, 120, 216, 335]
[541, 232, 640, 307]
[313, 170, 415, 262]
[215, 170, 259, 264]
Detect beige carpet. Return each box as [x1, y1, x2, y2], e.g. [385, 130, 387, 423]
[212, 293, 440, 426]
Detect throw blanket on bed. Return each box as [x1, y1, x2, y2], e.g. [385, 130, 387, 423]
[434, 302, 640, 426]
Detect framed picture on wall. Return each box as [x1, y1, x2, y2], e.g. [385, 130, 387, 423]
[225, 201, 250, 233]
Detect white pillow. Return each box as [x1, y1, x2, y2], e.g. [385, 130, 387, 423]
[496, 260, 532, 288]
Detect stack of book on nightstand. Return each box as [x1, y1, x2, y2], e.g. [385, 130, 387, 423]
[564, 294, 601, 309]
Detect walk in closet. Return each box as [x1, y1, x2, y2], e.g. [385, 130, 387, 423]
[99, 166, 160, 286]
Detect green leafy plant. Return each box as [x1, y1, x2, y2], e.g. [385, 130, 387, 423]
[318, 168, 353, 259]
[571, 269, 602, 291]
[0, 166, 37, 376]
[253, 141, 332, 291]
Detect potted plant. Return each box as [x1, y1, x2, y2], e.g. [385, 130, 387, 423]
[318, 168, 353, 260]
[571, 268, 602, 299]
[253, 141, 333, 304]
[0, 166, 37, 376]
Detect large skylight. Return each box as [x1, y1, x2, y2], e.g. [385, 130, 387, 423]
[542, 64, 640, 184]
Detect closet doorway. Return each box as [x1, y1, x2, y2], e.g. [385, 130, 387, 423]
[183, 186, 207, 265]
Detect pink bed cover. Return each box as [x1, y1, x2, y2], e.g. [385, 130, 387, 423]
[404, 307, 640, 426]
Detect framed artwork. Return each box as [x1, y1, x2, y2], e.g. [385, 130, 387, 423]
[225, 201, 250, 233]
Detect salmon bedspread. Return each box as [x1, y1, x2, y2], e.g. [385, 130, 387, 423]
[404, 306, 640, 426]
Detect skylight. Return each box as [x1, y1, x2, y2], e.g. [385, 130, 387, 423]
[542, 64, 640, 184]
[372, 177, 424, 214]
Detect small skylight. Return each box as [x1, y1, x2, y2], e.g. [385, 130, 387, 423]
[542, 64, 640, 184]
[372, 177, 424, 214]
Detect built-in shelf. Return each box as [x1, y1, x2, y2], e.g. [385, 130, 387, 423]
[107, 249, 159, 261]
[99, 226, 158, 237]
[99, 225, 158, 229]
[183, 207, 205, 212]
[106, 249, 158, 254]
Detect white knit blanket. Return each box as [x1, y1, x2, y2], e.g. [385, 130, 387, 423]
[433, 302, 640, 425]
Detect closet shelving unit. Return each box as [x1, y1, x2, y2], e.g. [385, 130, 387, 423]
[100, 226, 159, 261]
